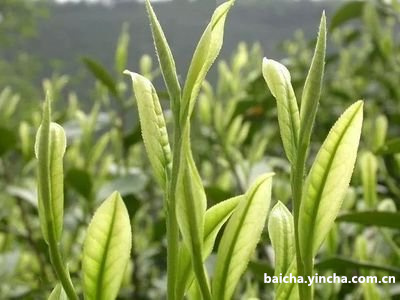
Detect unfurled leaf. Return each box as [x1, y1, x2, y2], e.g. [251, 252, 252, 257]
[299, 101, 363, 262]
[181, 0, 234, 124]
[124, 71, 172, 190]
[212, 173, 273, 300]
[35, 96, 66, 243]
[176, 195, 242, 299]
[299, 12, 326, 151]
[268, 202, 295, 280]
[176, 141, 210, 299]
[360, 151, 378, 208]
[82, 192, 132, 300]
[145, 0, 181, 113]
[48, 284, 67, 300]
[262, 58, 300, 164]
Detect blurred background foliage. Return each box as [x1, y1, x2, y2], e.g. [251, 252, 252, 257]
[0, 0, 400, 299]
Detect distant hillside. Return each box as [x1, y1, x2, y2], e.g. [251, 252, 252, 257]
[18, 0, 340, 91]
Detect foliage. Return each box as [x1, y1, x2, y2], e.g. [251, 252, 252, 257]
[0, 0, 399, 299]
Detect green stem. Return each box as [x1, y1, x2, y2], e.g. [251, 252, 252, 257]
[292, 143, 313, 300]
[191, 246, 211, 300]
[166, 121, 182, 300]
[48, 237, 79, 300]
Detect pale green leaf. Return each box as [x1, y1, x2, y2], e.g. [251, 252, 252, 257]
[299, 12, 326, 151]
[181, 0, 234, 124]
[124, 71, 172, 190]
[360, 151, 378, 208]
[35, 96, 66, 244]
[82, 191, 132, 300]
[212, 173, 274, 300]
[176, 195, 242, 299]
[275, 260, 299, 300]
[176, 141, 210, 299]
[299, 101, 363, 261]
[145, 0, 181, 112]
[262, 58, 300, 164]
[48, 284, 68, 300]
[268, 202, 295, 280]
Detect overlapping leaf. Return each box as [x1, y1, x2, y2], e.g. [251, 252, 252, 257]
[299, 101, 363, 261]
[124, 71, 172, 190]
[145, 0, 181, 113]
[262, 58, 300, 164]
[181, 0, 234, 124]
[176, 195, 242, 299]
[212, 173, 273, 300]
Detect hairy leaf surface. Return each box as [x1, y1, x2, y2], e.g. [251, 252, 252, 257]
[82, 192, 132, 300]
[212, 173, 273, 300]
[175, 140, 210, 298]
[299, 101, 363, 260]
[35, 97, 66, 244]
[268, 202, 295, 279]
[124, 71, 172, 190]
[262, 58, 300, 164]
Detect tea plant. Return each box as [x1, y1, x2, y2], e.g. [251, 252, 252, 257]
[35, 95, 132, 299]
[263, 13, 363, 299]
[124, 0, 274, 299]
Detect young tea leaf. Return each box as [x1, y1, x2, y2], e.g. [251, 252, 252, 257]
[35, 98, 66, 244]
[82, 191, 132, 300]
[176, 142, 210, 299]
[48, 284, 67, 300]
[181, 0, 234, 124]
[145, 0, 181, 113]
[212, 173, 274, 300]
[299, 101, 363, 262]
[299, 12, 326, 152]
[268, 202, 295, 280]
[262, 58, 300, 164]
[124, 71, 172, 191]
[176, 195, 242, 299]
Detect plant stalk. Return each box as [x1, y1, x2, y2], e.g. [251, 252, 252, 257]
[292, 142, 313, 300]
[48, 236, 79, 300]
[166, 123, 182, 300]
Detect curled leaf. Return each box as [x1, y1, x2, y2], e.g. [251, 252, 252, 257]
[181, 0, 234, 124]
[262, 58, 300, 164]
[35, 96, 66, 244]
[145, 0, 181, 112]
[124, 71, 172, 190]
[268, 202, 295, 280]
